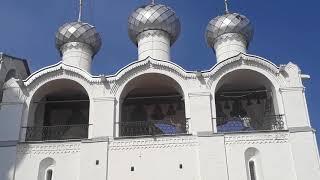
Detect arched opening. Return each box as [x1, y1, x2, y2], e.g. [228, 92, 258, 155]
[45, 169, 53, 180]
[26, 79, 90, 141]
[245, 148, 262, 180]
[249, 161, 257, 180]
[215, 69, 284, 132]
[119, 73, 187, 137]
[38, 158, 56, 180]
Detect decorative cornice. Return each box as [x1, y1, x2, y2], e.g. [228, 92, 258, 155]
[22, 62, 101, 92]
[109, 58, 196, 95]
[213, 33, 248, 49]
[93, 97, 116, 102]
[224, 132, 289, 145]
[288, 126, 315, 133]
[204, 53, 281, 89]
[109, 136, 198, 151]
[279, 87, 305, 92]
[17, 143, 81, 155]
[188, 92, 211, 97]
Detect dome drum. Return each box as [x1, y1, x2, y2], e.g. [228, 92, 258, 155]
[60, 42, 93, 56]
[212, 33, 248, 49]
[136, 29, 171, 60]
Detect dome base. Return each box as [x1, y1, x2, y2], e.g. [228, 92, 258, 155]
[137, 30, 171, 61]
[214, 33, 247, 63]
[60, 42, 93, 72]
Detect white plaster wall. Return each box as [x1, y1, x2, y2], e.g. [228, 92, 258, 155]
[281, 89, 310, 127]
[90, 98, 116, 137]
[189, 92, 213, 133]
[4, 133, 319, 180]
[290, 131, 320, 180]
[137, 30, 171, 61]
[0, 146, 17, 180]
[14, 142, 81, 180]
[80, 141, 109, 180]
[61, 42, 93, 72]
[198, 135, 229, 180]
[108, 137, 199, 180]
[214, 34, 247, 63]
[225, 134, 297, 180]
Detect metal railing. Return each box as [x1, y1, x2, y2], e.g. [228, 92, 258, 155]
[23, 124, 90, 141]
[118, 119, 188, 137]
[215, 115, 285, 133]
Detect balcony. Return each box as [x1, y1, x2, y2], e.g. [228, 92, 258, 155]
[118, 119, 188, 137]
[215, 115, 285, 133]
[22, 124, 90, 141]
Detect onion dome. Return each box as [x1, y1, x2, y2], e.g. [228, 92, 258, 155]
[206, 13, 254, 48]
[128, 3, 181, 45]
[55, 21, 102, 56]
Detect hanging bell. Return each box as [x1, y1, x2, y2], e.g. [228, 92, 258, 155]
[224, 101, 231, 110]
[151, 104, 165, 120]
[257, 98, 261, 104]
[177, 101, 183, 111]
[247, 98, 252, 106]
[167, 104, 176, 116]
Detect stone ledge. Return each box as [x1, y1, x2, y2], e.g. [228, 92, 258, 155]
[289, 126, 315, 133]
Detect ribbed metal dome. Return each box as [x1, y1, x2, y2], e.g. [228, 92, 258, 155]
[56, 21, 102, 56]
[206, 13, 254, 48]
[128, 3, 181, 45]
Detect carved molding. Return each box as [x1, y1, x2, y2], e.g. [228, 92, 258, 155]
[214, 33, 248, 48]
[17, 143, 81, 155]
[204, 53, 282, 89]
[224, 132, 289, 145]
[109, 58, 196, 95]
[22, 62, 101, 93]
[109, 136, 198, 151]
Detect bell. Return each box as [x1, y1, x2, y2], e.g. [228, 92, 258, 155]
[167, 104, 176, 116]
[257, 98, 261, 104]
[151, 104, 165, 120]
[247, 98, 252, 106]
[177, 101, 183, 111]
[224, 101, 231, 110]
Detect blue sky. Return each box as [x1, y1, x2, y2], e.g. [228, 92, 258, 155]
[0, 0, 319, 139]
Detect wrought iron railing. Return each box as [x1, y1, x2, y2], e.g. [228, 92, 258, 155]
[118, 119, 188, 137]
[22, 124, 90, 141]
[215, 115, 285, 133]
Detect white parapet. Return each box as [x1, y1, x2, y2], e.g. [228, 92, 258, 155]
[137, 30, 171, 61]
[60, 42, 93, 72]
[214, 33, 247, 63]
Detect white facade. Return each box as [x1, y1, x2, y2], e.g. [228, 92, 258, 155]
[0, 4, 320, 180]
